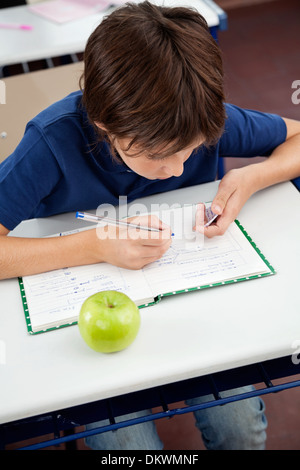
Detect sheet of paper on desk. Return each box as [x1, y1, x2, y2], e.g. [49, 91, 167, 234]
[29, 0, 111, 24]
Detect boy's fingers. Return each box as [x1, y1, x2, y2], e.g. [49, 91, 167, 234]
[204, 209, 235, 238]
[125, 215, 172, 242]
[211, 186, 233, 216]
[127, 214, 171, 231]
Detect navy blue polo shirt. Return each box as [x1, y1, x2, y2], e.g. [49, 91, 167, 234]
[0, 91, 286, 231]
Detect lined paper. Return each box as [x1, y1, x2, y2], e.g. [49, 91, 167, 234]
[143, 212, 269, 296]
[23, 264, 152, 332]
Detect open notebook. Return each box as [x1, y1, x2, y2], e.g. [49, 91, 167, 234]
[19, 205, 275, 334]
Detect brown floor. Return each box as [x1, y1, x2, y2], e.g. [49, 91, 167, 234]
[4, 0, 300, 451]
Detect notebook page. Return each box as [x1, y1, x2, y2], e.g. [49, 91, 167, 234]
[142, 206, 271, 297]
[23, 263, 152, 332]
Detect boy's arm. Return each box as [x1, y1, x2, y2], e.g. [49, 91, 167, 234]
[0, 216, 172, 280]
[0, 224, 97, 279]
[197, 117, 300, 237]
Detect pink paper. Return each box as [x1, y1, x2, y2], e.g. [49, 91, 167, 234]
[29, 0, 111, 24]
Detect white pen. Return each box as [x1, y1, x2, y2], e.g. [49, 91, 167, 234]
[76, 211, 174, 234]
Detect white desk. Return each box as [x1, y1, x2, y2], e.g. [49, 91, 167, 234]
[1, 180, 300, 425]
[0, 0, 224, 68]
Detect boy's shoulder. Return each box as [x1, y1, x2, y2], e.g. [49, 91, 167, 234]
[220, 103, 286, 157]
[29, 90, 85, 130]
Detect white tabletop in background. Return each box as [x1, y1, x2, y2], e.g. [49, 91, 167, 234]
[0, 180, 299, 424]
[0, 1, 220, 67]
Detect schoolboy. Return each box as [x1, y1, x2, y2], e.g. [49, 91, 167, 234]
[1, 2, 299, 449]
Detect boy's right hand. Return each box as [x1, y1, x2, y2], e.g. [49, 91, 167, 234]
[85, 214, 172, 270]
[0, 216, 171, 280]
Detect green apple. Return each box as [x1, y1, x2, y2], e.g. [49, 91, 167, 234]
[78, 290, 141, 353]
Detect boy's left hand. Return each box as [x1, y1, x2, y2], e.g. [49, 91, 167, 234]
[194, 166, 258, 237]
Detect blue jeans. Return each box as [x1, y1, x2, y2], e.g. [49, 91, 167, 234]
[85, 386, 267, 450]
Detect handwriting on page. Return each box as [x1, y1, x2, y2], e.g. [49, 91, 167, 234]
[23, 264, 151, 328]
[143, 216, 268, 297]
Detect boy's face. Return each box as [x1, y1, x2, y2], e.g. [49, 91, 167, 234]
[114, 138, 202, 180]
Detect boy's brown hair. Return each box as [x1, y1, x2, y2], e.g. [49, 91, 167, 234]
[81, 1, 225, 158]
